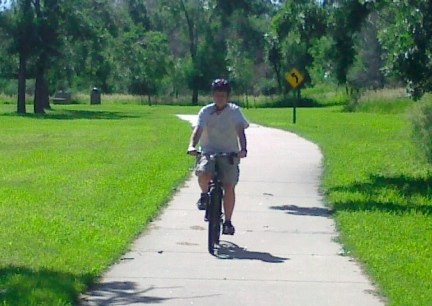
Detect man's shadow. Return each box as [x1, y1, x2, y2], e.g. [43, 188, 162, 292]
[214, 241, 289, 263]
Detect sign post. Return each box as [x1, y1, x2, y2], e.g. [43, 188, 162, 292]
[285, 68, 304, 124]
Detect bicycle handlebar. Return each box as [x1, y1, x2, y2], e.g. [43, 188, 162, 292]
[187, 151, 238, 158]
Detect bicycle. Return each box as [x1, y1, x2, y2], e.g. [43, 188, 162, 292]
[191, 152, 238, 254]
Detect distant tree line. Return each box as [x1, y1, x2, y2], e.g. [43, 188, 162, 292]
[0, 0, 431, 113]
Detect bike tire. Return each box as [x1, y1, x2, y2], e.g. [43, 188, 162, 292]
[208, 186, 223, 254]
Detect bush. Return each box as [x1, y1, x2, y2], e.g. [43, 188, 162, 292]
[409, 100, 432, 163]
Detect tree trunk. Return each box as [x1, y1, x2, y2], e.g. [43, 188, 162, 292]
[274, 63, 282, 95]
[34, 69, 47, 114]
[34, 54, 47, 114]
[16, 0, 32, 115]
[192, 88, 198, 105]
[179, 0, 200, 105]
[42, 78, 50, 110]
[17, 51, 27, 114]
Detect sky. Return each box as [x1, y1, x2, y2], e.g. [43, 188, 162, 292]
[0, 0, 11, 11]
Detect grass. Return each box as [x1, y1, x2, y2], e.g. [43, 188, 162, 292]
[0, 103, 199, 305]
[243, 98, 432, 306]
[1, 89, 432, 305]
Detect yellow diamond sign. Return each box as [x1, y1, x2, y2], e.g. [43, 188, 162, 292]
[285, 68, 304, 88]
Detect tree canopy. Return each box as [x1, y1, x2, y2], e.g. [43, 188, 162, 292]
[1, 0, 432, 112]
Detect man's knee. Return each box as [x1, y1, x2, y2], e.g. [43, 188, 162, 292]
[199, 172, 212, 180]
[198, 172, 212, 186]
[223, 182, 236, 191]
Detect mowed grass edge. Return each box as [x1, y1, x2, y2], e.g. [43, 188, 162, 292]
[244, 106, 432, 306]
[0, 104, 199, 305]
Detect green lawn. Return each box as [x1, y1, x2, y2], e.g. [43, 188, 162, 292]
[1, 98, 432, 305]
[244, 105, 432, 306]
[0, 103, 198, 305]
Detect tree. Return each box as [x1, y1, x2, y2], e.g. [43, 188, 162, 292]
[5, 0, 36, 114]
[226, 39, 254, 102]
[264, 34, 283, 93]
[271, 0, 326, 93]
[32, 0, 67, 113]
[375, 0, 432, 99]
[347, 11, 385, 90]
[159, 0, 206, 105]
[128, 0, 151, 30]
[326, 0, 371, 87]
[127, 31, 172, 105]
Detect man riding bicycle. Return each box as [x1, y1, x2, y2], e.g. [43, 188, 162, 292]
[187, 78, 249, 235]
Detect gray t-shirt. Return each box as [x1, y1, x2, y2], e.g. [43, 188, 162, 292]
[194, 102, 249, 154]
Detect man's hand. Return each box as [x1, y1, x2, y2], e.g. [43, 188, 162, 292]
[187, 146, 198, 156]
[238, 149, 247, 158]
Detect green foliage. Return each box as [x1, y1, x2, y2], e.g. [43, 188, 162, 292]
[226, 40, 254, 95]
[308, 35, 334, 84]
[3, 0, 432, 112]
[376, 0, 432, 99]
[409, 99, 432, 163]
[347, 12, 385, 90]
[270, 0, 326, 90]
[127, 30, 172, 99]
[327, 0, 371, 85]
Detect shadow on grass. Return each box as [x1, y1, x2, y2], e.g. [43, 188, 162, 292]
[0, 266, 221, 305]
[329, 173, 432, 214]
[253, 96, 344, 108]
[0, 266, 95, 305]
[0, 109, 143, 120]
[215, 241, 289, 263]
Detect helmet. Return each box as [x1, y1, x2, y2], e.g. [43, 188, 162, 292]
[211, 78, 231, 94]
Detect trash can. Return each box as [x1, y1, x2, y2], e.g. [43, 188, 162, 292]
[90, 87, 101, 105]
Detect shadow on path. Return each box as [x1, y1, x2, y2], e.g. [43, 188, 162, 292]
[215, 241, 289, 263]
[81, 283, 172, 305]
[269, 204, 332, 217]
[80, 282, 221, 305]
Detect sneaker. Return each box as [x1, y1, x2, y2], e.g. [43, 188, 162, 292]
[196, 193, 208, 211]
[222, 221, 235, 235]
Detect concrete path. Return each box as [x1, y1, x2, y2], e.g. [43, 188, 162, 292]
[80, 115, 385, 306]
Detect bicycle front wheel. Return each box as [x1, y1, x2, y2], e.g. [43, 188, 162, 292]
[208, 186, 223, 254]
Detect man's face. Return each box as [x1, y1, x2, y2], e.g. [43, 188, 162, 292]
[212, 90, 229, 107]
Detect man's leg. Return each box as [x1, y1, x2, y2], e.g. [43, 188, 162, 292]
[198, 172, 212, 193]
[220, 158, 239, 235]
[223, 183, 235, 221]
[195, 155, 214, 210]
[222, 182, 236, 235]
[196, 173, 211, 210]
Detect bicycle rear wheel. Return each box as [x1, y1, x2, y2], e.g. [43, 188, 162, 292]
[208, 186, 223, 254]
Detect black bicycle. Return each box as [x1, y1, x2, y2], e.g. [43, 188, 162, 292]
[192, 152, 237, 254]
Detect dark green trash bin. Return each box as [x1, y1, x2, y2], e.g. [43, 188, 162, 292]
[90, 87, 101, 105]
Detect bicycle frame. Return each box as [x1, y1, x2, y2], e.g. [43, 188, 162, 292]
[204, 152, 237, 254]
[207, 159, 223, 254]
[189, 151, 237, 254]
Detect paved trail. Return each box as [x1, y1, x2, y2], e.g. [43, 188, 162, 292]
[81, 115, 384, 306]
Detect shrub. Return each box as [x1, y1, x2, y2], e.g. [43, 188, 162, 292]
[409, 100, 432, 163]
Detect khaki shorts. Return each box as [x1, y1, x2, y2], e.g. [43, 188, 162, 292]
[195, 154, 240, 185]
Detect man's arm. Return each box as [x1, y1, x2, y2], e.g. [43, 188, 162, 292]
[236, 123, 247, 158]
[187, 126, 203, 155]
